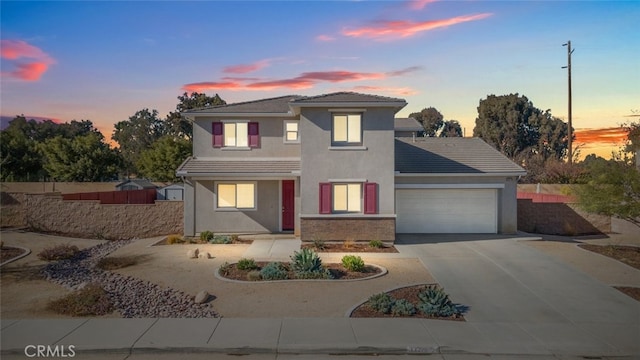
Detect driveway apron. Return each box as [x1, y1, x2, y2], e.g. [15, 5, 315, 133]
[394, 235, 640, 354]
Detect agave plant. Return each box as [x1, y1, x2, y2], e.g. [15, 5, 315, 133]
[290, 248, 323, 273]
[418, 285, 460, 317]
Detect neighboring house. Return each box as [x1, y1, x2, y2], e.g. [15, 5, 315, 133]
[394, 117, 423, 138]
[177, 92, 525, 241]
[157, 183, 185, 201]
[115, 179, 157, 191]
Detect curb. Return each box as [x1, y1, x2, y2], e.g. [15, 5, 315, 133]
[214, 263, 388, 283]
[0, 246, 31, 267]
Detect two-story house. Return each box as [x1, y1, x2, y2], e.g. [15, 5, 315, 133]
[177, 92, 525, 241]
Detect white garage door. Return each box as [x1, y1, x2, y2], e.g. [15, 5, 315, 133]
[396, 188, 497, 233]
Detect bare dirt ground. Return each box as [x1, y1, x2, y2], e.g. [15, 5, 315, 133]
[1, 230, 109, 318]
[106, 237, 433, 318]
[1, 231, 433, 318]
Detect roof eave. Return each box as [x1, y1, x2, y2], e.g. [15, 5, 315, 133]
[394, 171, 527, 177]
[177, 171, 300, 177]
[182, 112, 295, 118]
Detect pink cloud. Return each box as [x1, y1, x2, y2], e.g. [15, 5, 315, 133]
[1, 39, 55, 81]
[316, 34, 336, 42]
[406, 0, 437, 10]
[182, 67, 418, 92]
[8, 62, 50, 81]
[343, 13, 492, 39]
[223, 60, 270, 74]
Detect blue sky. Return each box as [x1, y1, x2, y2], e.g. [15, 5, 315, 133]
[1, 0, 638, 157]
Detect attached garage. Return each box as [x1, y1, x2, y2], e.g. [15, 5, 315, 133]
[394, 137, 527, 234]
[396, 188, 498, 233]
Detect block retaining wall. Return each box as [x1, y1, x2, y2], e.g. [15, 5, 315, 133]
[1, 192, 182, 239]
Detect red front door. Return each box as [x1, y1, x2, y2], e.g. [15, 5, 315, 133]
[282, 180, 295, 231]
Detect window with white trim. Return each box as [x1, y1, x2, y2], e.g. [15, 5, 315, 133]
[332, 114, 362, 145]
[332, 183, 361, 212]
[216, 182, 256, 209]
[224, 122, 248, 147]
[284, 120, 299, 143]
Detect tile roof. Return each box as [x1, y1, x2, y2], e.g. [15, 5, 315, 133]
[395, 137, 526, 175]
[290, 92, 406, 104]
[176, 157, 300, 176]
[184, 95, 301, 114]
[394, 117, 422, 131]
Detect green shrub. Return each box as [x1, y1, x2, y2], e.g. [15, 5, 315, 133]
[391, 299, 416, 316]
[260, 262, 289, 280]
[246, 270, 261, 281]
[290, 248, 323, 273]
[219, 262, 232, 276]
[47, 284, 113, 316]
[294, 269, 333, 279]
[37, 244, 80, 261]
[367, 293, 395, 314]
[418, 285, 460, 317]
[166, 234, 183, 245]
[210, 235, 232, 244]
[199, 231, 214, 242]
[237, 258, 258, 271]
[341, 255, 365, 272]
[369, 239, 384, 248]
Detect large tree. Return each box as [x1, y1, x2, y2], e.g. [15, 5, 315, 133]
[112, 108, 165, 176]
[440, 120, 463, 137]
[473, 94, 570, 162]
[165, 92, 226, 140]
[0, 116, 104, 181]
[136, 136, 191, 182]
[40, 132, 121, 181]
[410, 107, 444, 137]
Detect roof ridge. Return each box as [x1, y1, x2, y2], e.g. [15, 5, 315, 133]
[192, 94, 302, 111]
[291, 91, 405, 103]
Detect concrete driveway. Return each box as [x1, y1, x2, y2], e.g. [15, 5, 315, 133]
[395, 234, 640, 356]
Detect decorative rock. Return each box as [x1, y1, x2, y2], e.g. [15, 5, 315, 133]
[194, 290, 209, 304]
[187, 248, 199, 259]
[199, 252, 212, 259]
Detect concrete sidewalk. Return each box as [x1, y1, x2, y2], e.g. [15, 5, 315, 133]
[2, 316, 637, 358]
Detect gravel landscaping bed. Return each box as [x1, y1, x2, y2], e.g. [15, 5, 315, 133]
[41, 240, 218, 318]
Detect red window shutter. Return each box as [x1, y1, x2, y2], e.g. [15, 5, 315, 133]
[364, 182, 378, 214]
[212, 122, 223, 148]
[319, 182, 332, 214]
[248, 122, 260, 148]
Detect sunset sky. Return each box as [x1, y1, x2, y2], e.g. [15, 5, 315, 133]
[1, 0, 638, 159]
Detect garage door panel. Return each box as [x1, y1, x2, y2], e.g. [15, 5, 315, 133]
[396, 189, 497, 233]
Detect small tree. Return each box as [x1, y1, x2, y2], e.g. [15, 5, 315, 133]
[410, 107, 444, 137]
[575, 149, 640, 227]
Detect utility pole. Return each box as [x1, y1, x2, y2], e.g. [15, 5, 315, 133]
[562, 41, 575, 164]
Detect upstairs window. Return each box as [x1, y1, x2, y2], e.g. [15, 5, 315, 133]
[212, 121, 259, 148]
[332, 114, 362, 145]
[284, 120, 299, 143]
